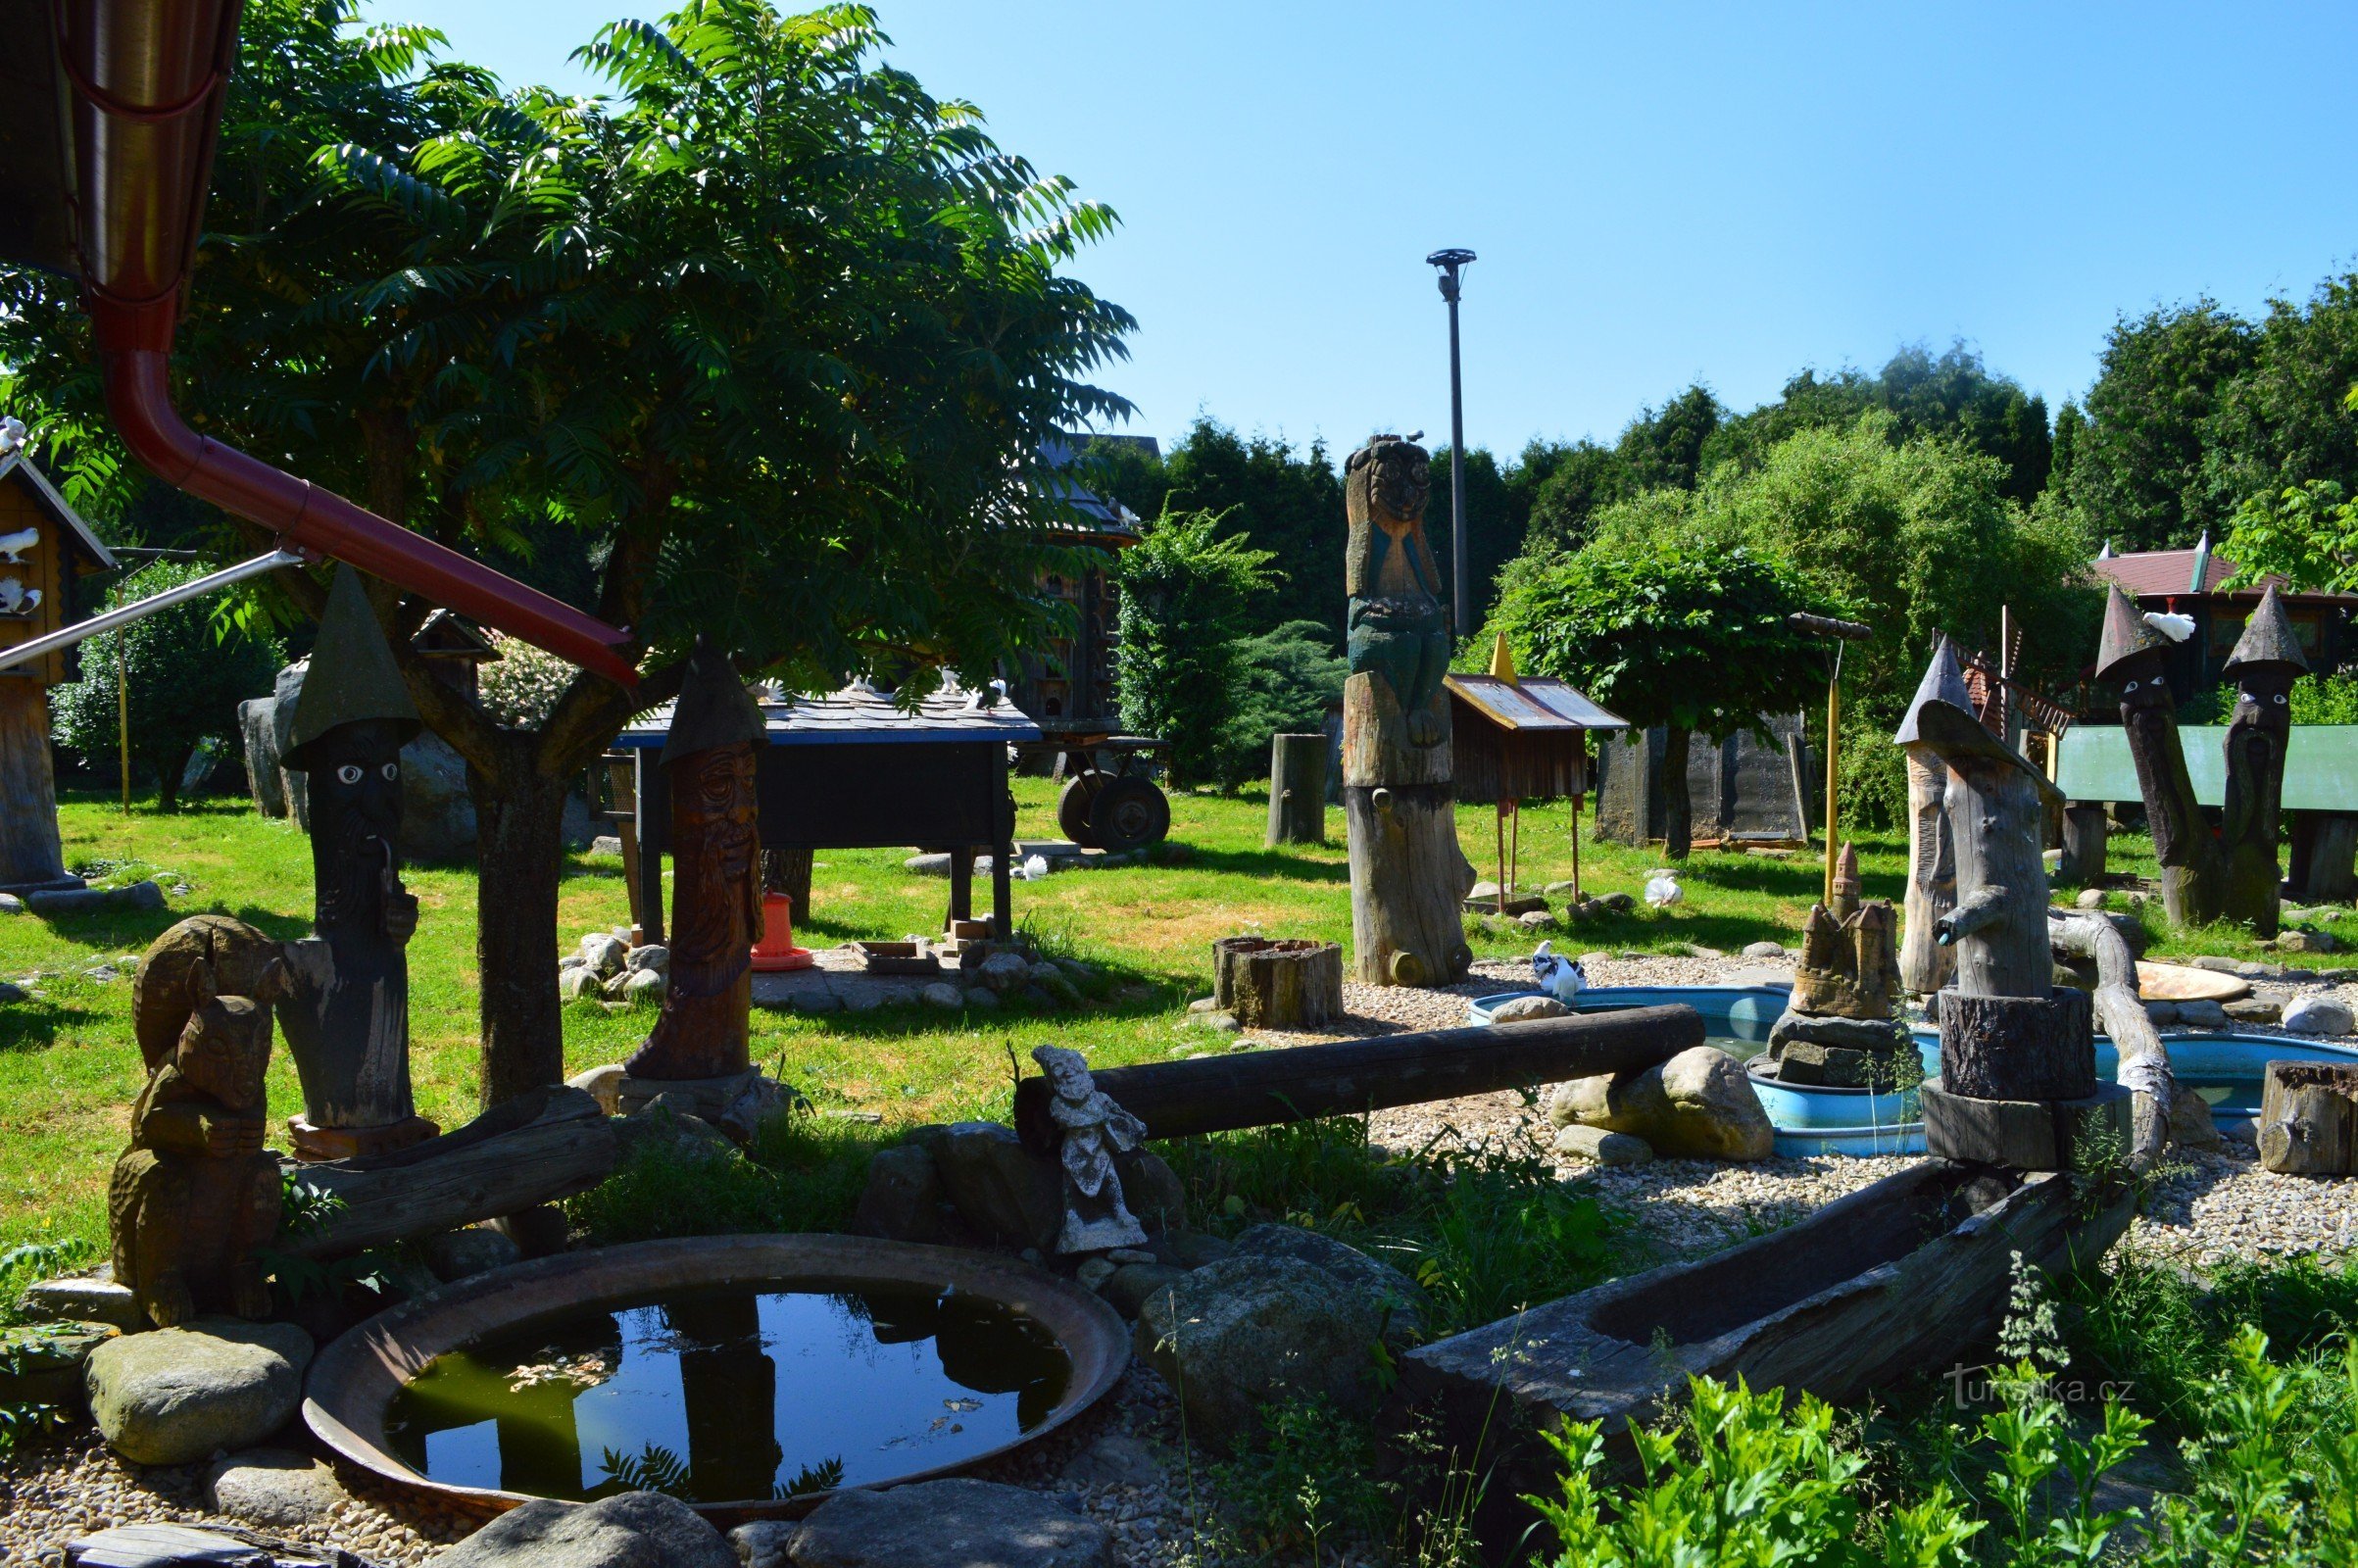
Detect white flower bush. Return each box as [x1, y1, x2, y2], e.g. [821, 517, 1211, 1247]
[477, 632, 579, 729]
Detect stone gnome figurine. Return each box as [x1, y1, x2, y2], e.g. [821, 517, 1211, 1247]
[1032, 1046, 1149, 1252]
[111, 920, 290, 1329]
[276, 564, 436, 1159]
[627, 640, 768, 1082]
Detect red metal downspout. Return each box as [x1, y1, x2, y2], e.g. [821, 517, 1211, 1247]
[57, 0, 638, 686]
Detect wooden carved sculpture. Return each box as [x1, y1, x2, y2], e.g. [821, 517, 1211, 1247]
[275, 564, 436, 1159]
[110, 948, 289, 1327]
[626, 640, 767, 1081]
[1768, 844, 1911, 1085]
[2098, 583, 2307, 935]
[1899, 648, 2125, 1171]
[1897, 642, 1960, 996]
[1342, 434, 1472, 987]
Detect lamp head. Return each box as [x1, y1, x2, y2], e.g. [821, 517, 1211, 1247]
[1426, 247, 1475, 302]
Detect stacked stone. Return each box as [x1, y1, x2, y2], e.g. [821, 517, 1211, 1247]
[1764, 843, 1916, 1089]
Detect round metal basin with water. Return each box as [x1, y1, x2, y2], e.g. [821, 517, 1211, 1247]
[304, 1235, 1131, 1523]
[1469, 984, 2358, 1155]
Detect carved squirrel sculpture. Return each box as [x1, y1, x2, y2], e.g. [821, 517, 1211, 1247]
[109, 955, 289, 1328]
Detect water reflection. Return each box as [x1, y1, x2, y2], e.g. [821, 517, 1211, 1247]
[387, 1284, 1070, 1502]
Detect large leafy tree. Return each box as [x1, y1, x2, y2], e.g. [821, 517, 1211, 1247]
[2057, 302, 2258, 552]
[1111, 507, 1278, 787]
[0, 0, 1133, 1105]
[1491, 540, 1831, 859]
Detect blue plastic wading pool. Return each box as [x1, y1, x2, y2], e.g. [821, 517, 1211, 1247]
[1468, 984, 2358, 1158]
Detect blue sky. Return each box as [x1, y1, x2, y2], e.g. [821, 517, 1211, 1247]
[360, 1, 2358, 459]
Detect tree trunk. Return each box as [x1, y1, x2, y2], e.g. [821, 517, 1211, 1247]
[1265, 733, 1328, 847]
[1345, 784, 1472, 986]
[1938, 758, 2054, 999]
[2059, 805, 2108, 887]
[472, 757, 572, 1111]
[2256, 1061, 2358, 1176]
[2294, 812, 2358, 903]
[0, 679, 65, 886]
[2047, 907, 2172, 1169]
[1212, 937, 1343, 1028]
[1899, 746, 1954, 996]
[1661, 724, 1693, 861]
[763, 847, 813, 925]
[154, 742, 192, 812]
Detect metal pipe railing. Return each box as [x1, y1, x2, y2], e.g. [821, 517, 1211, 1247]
[0, 548, 299, 672]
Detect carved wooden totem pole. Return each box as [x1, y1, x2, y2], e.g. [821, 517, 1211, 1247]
[2097, 583, 2305, 935]
[626, 641, 767, 1081]
[277, 565, 437, 1160]
[1899, 648, 2128, 1171]
[1897, 640, 1961, 997]
[111, 932, 289, 1328]
[1342, 434, 1471, 987]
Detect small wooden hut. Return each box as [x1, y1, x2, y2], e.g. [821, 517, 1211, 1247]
[1445, 637, 1626, 906]
[0, 444, 117, 893]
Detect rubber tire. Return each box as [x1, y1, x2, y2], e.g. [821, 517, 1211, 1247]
[1089, 775, 1170, 855]
[1057, 774, 1102, 848]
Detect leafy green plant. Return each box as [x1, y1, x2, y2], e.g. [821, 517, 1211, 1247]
[1113, 506, 1283, 787]
[0, 1239, 96, 1329]
[2222, 479, 2358, 596]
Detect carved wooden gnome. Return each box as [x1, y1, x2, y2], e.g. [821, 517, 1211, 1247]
[626, 640, 767, 1082]
[276, 564, 437, 1159]
[2219, 586, 2306, 935]
[2095, 581, 2226, 928]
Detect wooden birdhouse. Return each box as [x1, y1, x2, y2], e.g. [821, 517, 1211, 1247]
[0, 444, 118, 892]
[410, 609, 499, 702]
[1445, 635, 1627, 907]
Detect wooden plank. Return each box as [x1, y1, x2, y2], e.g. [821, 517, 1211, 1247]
[1012, 1004, 1703, 1152]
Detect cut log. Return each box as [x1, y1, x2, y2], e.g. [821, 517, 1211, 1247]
[2048, 908, 2174, 1169]
[1921, 1077, 2134, 1171]
[281, 1086, 618, 1257]
[1264, 734, 1328, 847]
[1936, 988, 2095, 1102]
[2059, 805, 2108, 887]
[1344, 781, 1472, 987]
[1014, 1004, 1704, 1153]
[763, 847, 814, 925]
[2256, 1061, 2358, 1176]
[1211, 936, 1344, 1029]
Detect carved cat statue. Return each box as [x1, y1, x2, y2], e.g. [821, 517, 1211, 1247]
[109, 956, 289, 1328]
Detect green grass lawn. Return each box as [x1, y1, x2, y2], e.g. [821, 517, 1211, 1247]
[0, 778, 2323, 1254]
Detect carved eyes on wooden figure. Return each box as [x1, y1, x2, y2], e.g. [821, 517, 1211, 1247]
[336, 762, 400, 785]
[2122, 680, 2138, 692]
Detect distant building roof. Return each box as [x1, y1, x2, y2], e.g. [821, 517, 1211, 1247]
[615, 677, 1042, 749]
[2092, 544, 2357, 603]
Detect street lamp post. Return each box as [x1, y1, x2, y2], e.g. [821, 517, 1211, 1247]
[1426, 248, 1476, 639]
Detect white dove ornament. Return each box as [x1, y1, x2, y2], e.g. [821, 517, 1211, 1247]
[1644, 869, 1685, 909]
[0, 578, 37, 613]
[2141, 611, 2196, 644]
[0, 525, 36, 565]
[1530, 941, 1589, 1006]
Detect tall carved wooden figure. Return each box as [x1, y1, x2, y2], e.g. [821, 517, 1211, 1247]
[1898, 648, 2124, 1171]
[626, 641, 767, 1081]
[277, 565, 437, 1160]
[2095, 584, 2226, 928]
[1342, 434, 1471, 987]
[1897, 641, 1961, 997]
[2219, 586, 2306, 936]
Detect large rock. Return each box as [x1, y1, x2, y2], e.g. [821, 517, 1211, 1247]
[2168, 1086, 2225, 1152]
[85, 1318, 314, 1465]
[424, 1226, 521, 1284]
[580, 932, 630, 979]
[434, 1491, 735, 1568]
[1135, 1253, 1383, 1446]
[1552, 1123, 1654, 1165]
[0, 1321, 118, 1405]
[2283, 996, 2356, 1036]
[785, 1477, 1109, 1568]
[932, 1122, 1062, 1250]
[1548, 1046, 1774, 1161]
[852, 1145, 948, 1244]
[237, 698, 287, 817]
[1231, 1223, 1427, 1344]
[1112, 1149, 1184, 1234]
[396, 733, 480, 864]
[972, 952, 1033, 996]
[203, 1446, 349, 1529]
[1490, 995, 1569, 1022]
[1767, 1009, 1913, 1054]
[23, 1270, 143, 1332]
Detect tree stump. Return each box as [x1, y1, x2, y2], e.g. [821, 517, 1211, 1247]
[1936, 989, 2094, 1102]
[0, 678, 67, 889]
[2257, 1060, 2358, 1176]
[1265, 733, 1328, 847]
[763, 847, 814, 925]
[1212, 937, 1344, 1029]
[2059, 805, 2108, 887]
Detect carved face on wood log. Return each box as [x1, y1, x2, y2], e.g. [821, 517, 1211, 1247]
[301, 717, 406, 933]
[1345, 436, 1449, 738]
[675, 741, 761, 947]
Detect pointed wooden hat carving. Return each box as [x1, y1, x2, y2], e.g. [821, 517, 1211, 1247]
[283, 564, 421, 771]
[660, 636, 768, 765]
[1893, 636, 2059, 802]
[2092, 583, 2170, 682]
[2222, 584, 2309, 676]
[1892, 636, 1972, 748]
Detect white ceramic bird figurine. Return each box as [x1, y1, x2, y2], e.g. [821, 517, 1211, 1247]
[2142, 610, 2196, 643]
[0, 577, 38, 613]
[1019, 853, 1051, 881]
[1644, 869, 1685, 909]
[0, 525, 36, 564]
[1530, 941, 1588, 1005]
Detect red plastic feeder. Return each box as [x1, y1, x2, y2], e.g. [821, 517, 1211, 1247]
[750, 892, 815, 971]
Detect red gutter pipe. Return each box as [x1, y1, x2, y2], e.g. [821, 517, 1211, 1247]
[56, 0, 638, 687]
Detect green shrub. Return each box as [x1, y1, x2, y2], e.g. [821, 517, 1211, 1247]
[564, 1108, 881, 1246]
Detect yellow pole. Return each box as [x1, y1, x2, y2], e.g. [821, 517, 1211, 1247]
[1822, 670, 1840, 906]
[117, 634, 131, 813]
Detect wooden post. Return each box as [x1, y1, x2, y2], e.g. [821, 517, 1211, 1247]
[1494, 801, 1508, 913]
[1899, 747, 1955, 996]
[763, 847, 814, 926]
[1265, 733, 1328, 846]
[1822, 673, 1840, 906]
[0, 676, 68, 887]
[2059, 805, 2109, 887]
[1211, 937, 1344, 1029]
[1568, 793, 1583, 902]
[2293, 811, 2358, 903]
[117, 632, 131, 812]
[1342, 435, 1471, 987]
[2256, 1061, 2358, 1176]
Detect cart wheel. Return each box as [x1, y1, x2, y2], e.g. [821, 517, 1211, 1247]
[1057, 774, 1103, 848]
[1089, 775, 1169, 855]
